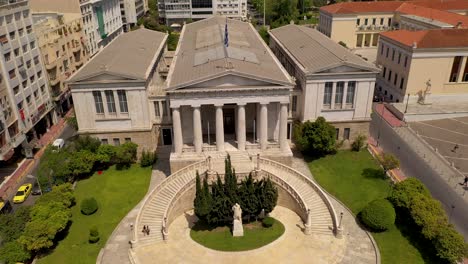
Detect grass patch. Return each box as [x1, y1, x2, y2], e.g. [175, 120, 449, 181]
[37, 165, 151, 264]
[190, 218, 285, 251]
[308, 150, 432, 264]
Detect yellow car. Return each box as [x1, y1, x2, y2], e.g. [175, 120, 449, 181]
[13, 183, 32, 203]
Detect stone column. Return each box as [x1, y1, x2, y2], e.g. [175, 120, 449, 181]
[342, 81, 348, 107]
[279, 103, 288, 152]
[192, 106, 202, 153]
[237, 104, 246, 151]
[259, 103, 268, 150]
[172, 107, 183, 155]
[215, 105, 224, 152]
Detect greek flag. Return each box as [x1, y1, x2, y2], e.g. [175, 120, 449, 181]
[224, 20, 229, 47]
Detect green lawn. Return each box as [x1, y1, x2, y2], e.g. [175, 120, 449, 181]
[37, 165, 152, 264]
[190, 218, 285, 251]
[308, 151, 430, 264]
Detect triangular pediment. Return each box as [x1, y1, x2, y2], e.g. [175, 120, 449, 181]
[69, 71, 142, 83]
[168, 72, 290, 90]
[315, 62, 379, 74]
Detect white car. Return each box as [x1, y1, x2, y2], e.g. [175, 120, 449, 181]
[52, 138, 65, 149]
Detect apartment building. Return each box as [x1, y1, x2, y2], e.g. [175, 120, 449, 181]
[0, 0, 56, 160]
[79, 0, 123, 56]
[318, 0, 468, 50]
[270, 24, 379, 143]
[120, 0, 146, 31]
[158, 0, 247, 26]
[376, 29, 468, 104]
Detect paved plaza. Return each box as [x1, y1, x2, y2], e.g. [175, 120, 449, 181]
[410, 116, 468, 177]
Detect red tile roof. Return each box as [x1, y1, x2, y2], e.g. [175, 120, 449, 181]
[320, 1, 405, 14]
[380, 28, 468, 49]
[410, 0, 468, 11]
[396, 3, 468, 27]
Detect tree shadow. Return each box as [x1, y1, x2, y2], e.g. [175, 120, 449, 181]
[393, 210, 445, 264]
[362, 168, 386, 180]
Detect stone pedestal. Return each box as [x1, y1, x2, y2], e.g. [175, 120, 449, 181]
[232, 219, 244, 237]
[336, 226, 344, 239]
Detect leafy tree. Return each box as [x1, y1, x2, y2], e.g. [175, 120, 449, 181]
[258, 26, 269, 44]
[434, 225, 468, 264]
[70, 135, 101, 153]
[389, 178, 431, 209]
[380, 153, 400, 173]
[410, 193, 447, 239]
[351, 134, 366, 151]
[294, 117, 336, 156]
[238, 173, 259, 222]
[0, 241, 31, 264]
[68, 150, 96, 177]
[65, 115, 78, 130]
[224, 155, 238, 207]
[258, 177, 278, 214]
[95, 144, 117, 164]
[208, 175, 231, 225]
[140, 150, 157, 167]
[167, 33, 179, 51]
[113, 142, 138, 170]
[313, 0, 327, 7]
[37, 146, 72, 186]
[0, 206, 31, 242]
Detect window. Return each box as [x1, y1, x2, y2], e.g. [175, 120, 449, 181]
[335, 82, 344, 107]
[463, 58, 468, 82]
[14, 48, 19, 56]
[364, 18, 368, 25]
[117, 90, 128, 113]
[386, 47, 389, 58]
[323, 82, 333, 106]
[29, 75, 35, 83]
[291, 96, 297, 112]
[388, 18, 392, 26]
[30, 41, 35, 49]
[344, 128, 350, 140]
[404, 56, 408, 67]
[40, 85, 45, 94]
[161, 101, 167, 117]
[356, 19, 360, 26]
[154, 101, 160, 118]
[346, 81, 356, 104]
[383, 67, 386, 78]
[392, 49, 395, 61]
[125, 138, 131, 142]
[372, 18, 376, 25]
[93, 91, 104, 114]
[105, 91, 116, 114]
[8, 69, 15, 79]
[113, 138, 120, 146]
[380, 44, 384, 55]
[335, 128, 339, 140]
[101, 139, 108, 145]
[398, 53, 401, 64]
[388, 70, 392, 81]
[450, 56, 462, 82]
[394, 73, 398, 86]
[9, 31, 15, 40]
[400, 77, 405, 89]
[22, 44, 27, 53]
[380, 18, 384, 25]
[4, 52, 10, 62]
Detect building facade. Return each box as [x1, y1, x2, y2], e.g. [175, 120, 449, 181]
[158, 0, 247, 26]
[30, 9, 90, 115]
[69, 28, 168, 154]
[0, 0, 56, 160]
[270, 24, 379, 144]
[318, 1, 468, 50]
[120, 0, 146, 31]
[376, 29, 468, 104]
[79, 0, 123, 56]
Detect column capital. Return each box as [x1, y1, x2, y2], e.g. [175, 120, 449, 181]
[280, 102, 289, 106]
[260, 102, 269, 106]
[237, 102, 247, 106]
[170, 105, 180, 110]
[214, 104, 224, 108]
[192, 104, 201, 109]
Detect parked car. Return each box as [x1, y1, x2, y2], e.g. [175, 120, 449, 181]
[0, 199, 12, 214]
[31, 183, 42, 196]
[13, 183, 32, 203]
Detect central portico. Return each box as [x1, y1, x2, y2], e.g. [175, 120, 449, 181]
[165, 17, 294, 172]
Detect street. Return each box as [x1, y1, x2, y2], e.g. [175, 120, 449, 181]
[369, 110, 468, 240]
[9, 124, 76, 212]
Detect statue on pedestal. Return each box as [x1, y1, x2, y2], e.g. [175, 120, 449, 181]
[232, 203, 244, 237]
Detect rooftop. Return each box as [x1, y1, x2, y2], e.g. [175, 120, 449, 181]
[320, 1, 405, 15]
[69, 28, 167, 82]
[396, 3, 468, 27]
[269, 24, 379, 74]
[380, 28, 468, 49]
[410, 0, 468, 11]
[167, 16, 292, 90]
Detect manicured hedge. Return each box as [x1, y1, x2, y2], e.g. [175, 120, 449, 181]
[81, 197, 98, 215]
[88, 226, 100, 244]
[359, 199, 395, 231]
[262, 217, 275, 228]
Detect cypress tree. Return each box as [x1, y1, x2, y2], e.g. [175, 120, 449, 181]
[238, 173, 258, 222]
[194, 170, 203, 218]
[261, 177, 278, 214]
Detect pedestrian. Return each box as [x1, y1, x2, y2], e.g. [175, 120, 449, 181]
[146, 225, 151, 235]
[459, 176, 468, 187]
[452, 144, 459, 153]
[130, 223, 134, 231]
[142, 225, 147, 236]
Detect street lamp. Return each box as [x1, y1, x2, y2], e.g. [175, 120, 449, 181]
[339, 211, 344, 228]
[27, 174, 42, 195]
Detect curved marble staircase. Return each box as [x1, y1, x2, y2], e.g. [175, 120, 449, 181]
[133, 155, 337, 247]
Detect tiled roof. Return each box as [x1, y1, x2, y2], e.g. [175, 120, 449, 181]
[69, 28, 167, 82]
[269, 25, 379, 74]
[410, 0, 468, 11]
[167, 16, 292, 90]
[320, 1, 405, 14]
[380, 28, 468, 49]
[396, 3, 468, 27]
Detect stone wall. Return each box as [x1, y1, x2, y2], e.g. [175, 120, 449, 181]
[331, 120, 370, 148]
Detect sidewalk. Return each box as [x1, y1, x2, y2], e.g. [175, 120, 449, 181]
[0, 110, 73, 200]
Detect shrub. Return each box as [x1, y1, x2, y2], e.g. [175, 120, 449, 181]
[380, 153, 400, 173]
[262, 217, 275, 228]
[140, 150, 157, 167]
[0, 241, 31, 264]
[351, 134, 367, 151]
[389, 178, 431, 209]
[114, 142, 138, 170]
[81, 197, 98, 215]
[433, 225, 467, 264]
[88, 226, 100, 244]
[359, 199, 395, 231]
[294, 117, 336, 156]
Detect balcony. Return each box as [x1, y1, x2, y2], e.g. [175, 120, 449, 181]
[45, 60, 57, 70]
[356, 25, 388, 32]
[49, 74, 60, 86]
